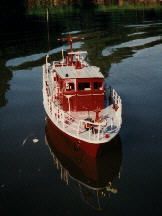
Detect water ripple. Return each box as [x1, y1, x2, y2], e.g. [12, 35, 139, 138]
[128, 32, 145, 37]
[6, 41, 83, 67]
[102, 36, 161, 56]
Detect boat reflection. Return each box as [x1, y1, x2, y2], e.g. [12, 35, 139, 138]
[45, 117, 122, 210]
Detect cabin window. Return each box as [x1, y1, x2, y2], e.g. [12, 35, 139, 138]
[66, 83, 74, 91]
[78, 82, 90, 90]
[93, 82, 102, 90]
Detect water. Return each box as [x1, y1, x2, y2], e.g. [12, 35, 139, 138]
[0, 9, 162, 215]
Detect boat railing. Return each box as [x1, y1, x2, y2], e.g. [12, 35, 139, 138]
[44, 90, 119, 141]
[43, 57, 61, 72]
[45, 93, 103, 141]
[77, 117, 116, 141]
[110, 87, 122, 107]
[46, 95, 79, 130]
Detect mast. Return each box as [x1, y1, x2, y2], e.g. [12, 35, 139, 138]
[58, 33, 84, 64]
[58, 33, 84, 52]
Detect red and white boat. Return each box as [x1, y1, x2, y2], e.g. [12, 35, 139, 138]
[42, 34, 122, 157]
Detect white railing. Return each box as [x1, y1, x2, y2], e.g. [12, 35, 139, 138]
[44, 91, 118, 142]
[44, 90, 107, 141]
[110, 87, 122, 107]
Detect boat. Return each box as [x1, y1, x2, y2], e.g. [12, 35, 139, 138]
[42, 33, 122, 157]
[45, 117, 122, 210]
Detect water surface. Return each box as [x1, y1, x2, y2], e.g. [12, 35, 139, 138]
[0, 10, 162, 215]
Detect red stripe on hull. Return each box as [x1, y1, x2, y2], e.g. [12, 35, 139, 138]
[46, 116, 103, 157]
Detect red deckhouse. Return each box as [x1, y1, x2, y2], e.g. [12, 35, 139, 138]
[43, 33, 122, 157]
[55, 34, 104, 112]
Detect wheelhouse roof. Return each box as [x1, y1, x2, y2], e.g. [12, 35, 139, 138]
[55, 65, 104, 79]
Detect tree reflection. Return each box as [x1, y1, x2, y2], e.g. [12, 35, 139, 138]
[0, 59, 12, 107]
[0, 8, 162, 107]
[0, 0, 26, 17]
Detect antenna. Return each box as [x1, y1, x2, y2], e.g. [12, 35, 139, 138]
[58, 33, 84, 52]
[61, 49, 64, 65]
[58, 33, 84, 65]
[46, 7, 50, 52]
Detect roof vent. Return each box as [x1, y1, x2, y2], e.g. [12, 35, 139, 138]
[65, 73, 69, 77]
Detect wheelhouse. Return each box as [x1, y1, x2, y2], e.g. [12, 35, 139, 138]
[54, 64, 104, 112]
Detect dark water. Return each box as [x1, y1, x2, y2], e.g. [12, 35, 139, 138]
[0, 9, 162, 215]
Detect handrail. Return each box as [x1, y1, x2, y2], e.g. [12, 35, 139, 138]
[80, 119, 107, 127]
[111, 88, 121, 105]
